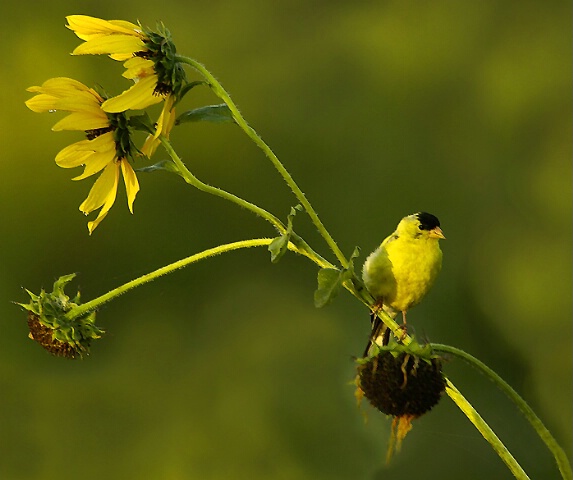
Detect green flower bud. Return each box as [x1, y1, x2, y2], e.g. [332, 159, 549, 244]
[18, 274, 103, 359]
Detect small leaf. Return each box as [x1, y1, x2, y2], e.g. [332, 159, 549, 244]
[136, 160, 180, 176]
[128, 113, 154, 134]
[314, 268, 343, 308]
[268, 235, 289, 264]
[176, 104, 234, 125]
[175, 81, 206, 105]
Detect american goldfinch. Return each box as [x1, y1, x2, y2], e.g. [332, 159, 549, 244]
[362, 212, 445, 356]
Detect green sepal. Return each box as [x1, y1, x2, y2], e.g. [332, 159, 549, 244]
[356, 337, 439, 364]
[176, 104, 234, 125]
[314, 247, 361, 307]
[128, 113, 155, 134]
[268, 205, 302, 263]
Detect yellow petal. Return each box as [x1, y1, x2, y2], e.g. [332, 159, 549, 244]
[122, 57, 155, 79]
[55, 143, 94, 168]
[25, 94, 58, 112]
[154, 96, 176, 139]
[102, 76, 163, 112]
[72, 35, 145, 56]
[55, 133, 115, 168]
[140, 134, 159, 158]
[73, 149, 116, 180]
[66, 15, 141, 38]
[28, 77, 94, 95]
[51, 111, 109, 131]
[120, 160, 140, 213]
[28, 78, 104, 105]
[80, 162, 120, 234]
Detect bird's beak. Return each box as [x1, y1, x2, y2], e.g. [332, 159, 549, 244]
[429, 227, 446, 239]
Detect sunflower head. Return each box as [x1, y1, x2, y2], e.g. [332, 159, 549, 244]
[357, 348, 445, 417]
[18, 274, 103, 358]
[355, 341, 446, 461]
[140, 23, 187, 99]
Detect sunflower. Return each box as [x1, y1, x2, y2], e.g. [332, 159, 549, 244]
[66, 15, 186, 114]
[25, 77, 140, 234]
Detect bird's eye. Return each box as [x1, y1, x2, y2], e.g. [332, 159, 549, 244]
[418, 225, 424, 230]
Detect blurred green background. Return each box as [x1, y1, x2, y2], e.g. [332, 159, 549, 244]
[1, 1, 571, 479]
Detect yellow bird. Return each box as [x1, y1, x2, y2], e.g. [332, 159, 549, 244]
[362, 212, 445, 356]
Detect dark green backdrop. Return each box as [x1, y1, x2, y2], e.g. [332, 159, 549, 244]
[1, 1, 571, 479]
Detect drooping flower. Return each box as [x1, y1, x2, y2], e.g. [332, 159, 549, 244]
[19, 274, 103, 359]
[66, 15, 186, 114]
[25, 77, 140, 234]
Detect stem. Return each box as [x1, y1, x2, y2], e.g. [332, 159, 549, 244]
[176, 55, 349, 269]
[445, 381, 531, 480]
[433, 344, 573, 480]
[160, 136, 285, 234]
[65, 238, 306, 321]
[160, 136, 332, 269]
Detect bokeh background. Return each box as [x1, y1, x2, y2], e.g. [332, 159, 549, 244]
[1, 1, 571, 479]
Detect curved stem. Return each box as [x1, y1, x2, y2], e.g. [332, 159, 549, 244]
[160, 136, 286, 234]
[65, 238, 308, 321]
[433, 344, 572, 480]
[445, 380, 530, 480]
[176, 55, 349, 269]
[160, 136, 332, 269]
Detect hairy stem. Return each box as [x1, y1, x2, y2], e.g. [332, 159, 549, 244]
[433, 344, 572, 480]
[65, 238, 296, 321]
[177, 55, 349, 268]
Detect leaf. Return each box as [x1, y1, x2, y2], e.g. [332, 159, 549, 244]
[128, 113, 154, 134]
[176, 104, 234, 125]
[136, 160, 181, 176]
[314, 268, 343, 308]
[268, 204, 302, 264]
[268, 235, 289, 264]
[175, 81, 206, 106]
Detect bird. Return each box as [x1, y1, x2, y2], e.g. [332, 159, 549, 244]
[362, 212, 445, 356]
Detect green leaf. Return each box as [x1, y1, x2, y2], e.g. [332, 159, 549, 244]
[268, 235, 289, 264]
[314, 268, 343, 308]
[268, 205, 302, 264]
[176, 104, 234, 125]
[128, 113, 154, 134]
[314, 247, 362, 307]
[175, 81, 206, 105]
[136, 160, 181, 176]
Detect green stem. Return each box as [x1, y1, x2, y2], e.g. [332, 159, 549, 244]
[159, 136, 285, 234]
[64, 238, 302, 321]
[160, 136, 332, 269]
[445, 380, 530, 480]
[176, 55, 349, 269]
[433, 344, 572, 480]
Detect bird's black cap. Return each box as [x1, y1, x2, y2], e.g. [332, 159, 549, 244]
[416, 212, 441, 231]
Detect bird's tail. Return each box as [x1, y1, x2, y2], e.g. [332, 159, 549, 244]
[362, 306, 398, 357]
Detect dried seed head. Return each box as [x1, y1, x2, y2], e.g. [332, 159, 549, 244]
[357, 350, 445, 418]
[27, 312, 83, 359]
[18, 274, 103, 359]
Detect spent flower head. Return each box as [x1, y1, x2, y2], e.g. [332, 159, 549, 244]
[19, 274, 103, 359]
[25, 77, 140, 233]
[356, 340, 446, 461]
